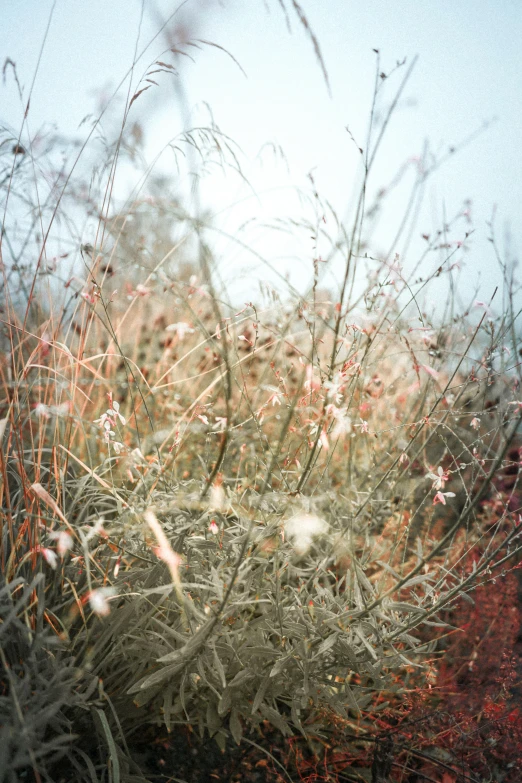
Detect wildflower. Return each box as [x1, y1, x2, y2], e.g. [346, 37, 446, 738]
[209, 483, 226, 512]
[94, 395, 126, 451]
[264, 385, 283, 406]
[81, 290, 98, 305]
[324, 374, 345, 404]
[88, 587, 116, 617]
[308, 421, 319, 437]
[327, 404, 352, 437]
[358, 418, 369, 433]
[209, 520, 219, 535]
[83, 518, 107, 542]
[304, 364, 320, 392]
[51, 401, 70, 417]
[426, 466, 450, 490]
[130, 447, 146, 463]
[165, 322, 194, 340]
[35, 402, 50, 419]
[40, 547, 58, 569]
[94, 397, 126, 429]
[47, 530, 73, 556]
[470, 417, 480, 430]
[135, 284, 151, 296]
[433, 491, 456, 506]
[284, 513, 328, 555]
[110, 400, 126, 425]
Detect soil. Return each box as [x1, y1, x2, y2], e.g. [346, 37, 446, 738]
[130, 725, 294, 783]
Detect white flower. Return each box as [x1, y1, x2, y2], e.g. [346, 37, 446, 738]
[40, 547, 58, 569]
[358, 418, 369, 433]
[49, 401, 70, 418]
[324, 375, 345, 404]
[284, 513, 328, 555]
[426, 466, 449, 490]
[165, 322, 194, 340]
[88, 587, 116, 617]
[470, 417, 480, 430]
[327, 404, 352, 437]
[83, 518, 106, 542]
[47, 530, 73, 556]
[209, 483, 226, 512]
[111, 400, 126, 425]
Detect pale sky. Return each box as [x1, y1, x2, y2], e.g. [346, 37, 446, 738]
[2, 0, 521, 312]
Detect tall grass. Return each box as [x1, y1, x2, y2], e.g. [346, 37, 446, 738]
[1, 4, 522, 781]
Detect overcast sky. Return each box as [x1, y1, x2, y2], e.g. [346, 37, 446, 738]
[2, 0, 521, 312]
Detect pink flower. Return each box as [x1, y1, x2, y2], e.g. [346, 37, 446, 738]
[470, 417, 480, 430]
[209, 520, 219, 535]
[433, 491, 456, 506]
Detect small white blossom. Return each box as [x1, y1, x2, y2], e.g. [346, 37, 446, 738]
[47, 530, 73, 556]
[165, 322, 194, 340]
[426, 466, 450, 490]
[284, 513, 328, 555]
[88, 587, 116, 617]
[40, 547, 58, 569]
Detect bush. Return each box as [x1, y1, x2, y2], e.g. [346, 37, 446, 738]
[2, 3, 522, 780]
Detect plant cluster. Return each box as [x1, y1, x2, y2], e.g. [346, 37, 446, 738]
[1, 4, 522, 781]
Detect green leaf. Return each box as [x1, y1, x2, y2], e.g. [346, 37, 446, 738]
[228, 668, 255, 688]
[214, 730, 227, 753]
[212, 644, 227, 689]
[93, 709, 120, 783]
[251, 674, 270, 714]
[269, 654, 292, 678]
[259, 703, 291, 736]
[206, 701, 222, 737]
[218, 687, 232, 716]
[128, 661, 184, 693]
[229, 708, 243, 745]
[389, 602, 425, 614]
[163, 684, 174, 732]
[315, 633, 338, 657]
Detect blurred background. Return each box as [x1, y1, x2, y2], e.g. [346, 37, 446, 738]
[2, 0, 521, 312]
